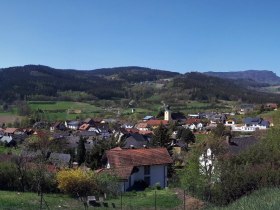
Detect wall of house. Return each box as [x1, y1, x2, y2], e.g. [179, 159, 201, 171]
[127, 165, 167, 191]
[150, 165, 167, 188]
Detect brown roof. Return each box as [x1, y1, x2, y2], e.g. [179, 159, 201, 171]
[125, 128, 139, 134]
[136, 122, 148, 129]
[79, 123, 90, 131]
[186, 118, 201, 125]
[96, 166, 133, 180]
[4, 128, 18, 134]
[138, 130, 154, 135]
[146, 120, 168, 126]
[106, 147, 173, 168]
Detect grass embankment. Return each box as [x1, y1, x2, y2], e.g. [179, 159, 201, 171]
[207, 188, 280, 210]
[0, 189, 181, 210]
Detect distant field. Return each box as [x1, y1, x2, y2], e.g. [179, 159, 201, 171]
[0, 115, 21, 125]
[28, 101, 103, 121]
[208, 188, 280, 210]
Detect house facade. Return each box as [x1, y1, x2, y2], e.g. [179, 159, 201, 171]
[102, 147, 172, 192]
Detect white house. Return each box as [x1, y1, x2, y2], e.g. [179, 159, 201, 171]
[101, 147, 173, 192]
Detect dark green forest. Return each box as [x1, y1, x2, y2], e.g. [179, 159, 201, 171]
[0, 65, 279, 104]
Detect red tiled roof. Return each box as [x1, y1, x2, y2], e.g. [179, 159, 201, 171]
[106, 147, 173, 168]
[4, 128, 18, 134]
[146, 120, 168, 126]
[138, 130, 154, 135]
[186, 118, 201, 125]
[96, 166, 133, 180]
[125, 128, 139, 134]
[136, 122, 148, 128]
[79, 123, 90, 131]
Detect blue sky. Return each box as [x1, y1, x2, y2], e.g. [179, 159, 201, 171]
[1, 0, 280, 74]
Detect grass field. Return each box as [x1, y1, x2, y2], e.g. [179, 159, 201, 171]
[0, 191, 83, 210]
[207, 188, 280, 210]
[0, 189, 181, 210]
[28, 101, 103, 121]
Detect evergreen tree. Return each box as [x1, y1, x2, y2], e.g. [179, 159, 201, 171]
[77, 137, 86, 165]
[177, 127, 195, 146]
[151, 123, 171, 147]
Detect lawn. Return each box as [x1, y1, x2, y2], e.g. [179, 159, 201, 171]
[110, 189, 182, 209]
[207, 188, 280, 210]
[0, 191, 83, 210]
[0, 189, 181, 210]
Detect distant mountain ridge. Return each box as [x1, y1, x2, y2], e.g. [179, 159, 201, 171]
[1, 65, 280, 103]
[204, 70, 280, 85]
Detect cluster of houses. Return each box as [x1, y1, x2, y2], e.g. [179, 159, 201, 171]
[0, 103, 275, 192]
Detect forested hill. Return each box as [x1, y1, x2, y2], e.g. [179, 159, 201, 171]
[172, 73, 280, 103]
[0, 65, 178, 102]
[0, 65, 280, 104]
[205, 70, 280, 85]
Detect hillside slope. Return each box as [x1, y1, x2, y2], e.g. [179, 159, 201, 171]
[1, 65, 280, 104]
[205, 70, 280, 85]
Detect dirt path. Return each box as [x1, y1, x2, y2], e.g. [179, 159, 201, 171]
[173, 188, 204, 210]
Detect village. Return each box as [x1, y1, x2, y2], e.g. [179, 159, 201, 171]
[0, 101, 277, 208]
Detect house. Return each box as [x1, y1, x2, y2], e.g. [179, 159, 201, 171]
[4, 128, 18, 135]
[244, 117, 270, 130]
[135, 122, 149, 131]
[142, 116, 154, 121]
[65, 120, 80, 130]
[265, 103, 278, 110]
[0, 135, 16, 147]
[239, 104, 254, 114]
[83, 118, 95, 126]
[101, 147, 173, 191]
[48, 152, 71, 167]
[50, 122, 66, 132]
[79, 123, 91, 131]
[122, 133, 149, 149]
[146, 120, 169, 129]
[225, 119, 236, 126]
[171, 112, 187, 123]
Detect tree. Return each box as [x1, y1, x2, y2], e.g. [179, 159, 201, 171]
[86, 137, 117, 169]
[176, 127, 195, 147]
[212, 123, 226, 137]
[57, 168, 120, 199]
[57, 168, 97, 197]
[77, 137, 86, 165]
[151, 123, 170, 147]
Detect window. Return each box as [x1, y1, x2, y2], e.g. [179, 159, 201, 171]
[144, 165, 150, 175]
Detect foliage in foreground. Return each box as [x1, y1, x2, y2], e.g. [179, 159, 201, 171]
[56, 168, 120, 198]
[179, 128, 280, 205]
[207, 188, 280, 210]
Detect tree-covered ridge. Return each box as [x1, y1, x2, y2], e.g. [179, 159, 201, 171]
[1, 65, 280, 104]
[0, 65, 178, 102]
[172, 72, 280, 103]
